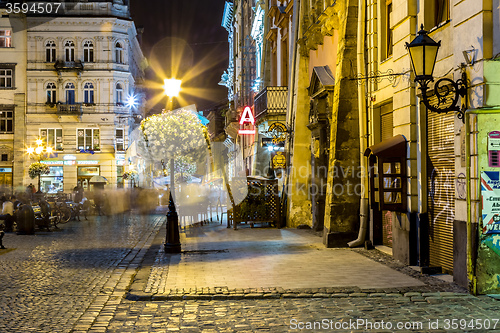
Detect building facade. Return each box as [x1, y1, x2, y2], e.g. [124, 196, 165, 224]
[0, 11, 27, 192]
[224, 0, 500, 294]
[9, 1, 145, 193]
[361, 0, 500, 294]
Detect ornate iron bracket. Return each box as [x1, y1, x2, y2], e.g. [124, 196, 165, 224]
[418, 70, 467, 123]
[351, 69, 405, 85]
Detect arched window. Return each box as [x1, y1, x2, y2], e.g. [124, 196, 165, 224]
[116, 83, 123, 104]
[65, 82, 75, 104]
[115, 42, 124, 64]
[83, 82, 94, 104]
[45, 40, 56, 62]
[83, 40, 94, 62]
[46, 82, 56, 104]
[64, 40, 75, 62]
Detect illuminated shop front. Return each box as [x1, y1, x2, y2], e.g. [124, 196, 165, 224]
[77, 161, 100, 190]
[0, 167, 13, 188]
[40, 166, 64, 193]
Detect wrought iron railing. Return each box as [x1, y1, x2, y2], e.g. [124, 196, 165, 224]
[54, 60, 84, 71]
[57, 103, 82, 115]
[254, 86, 288, 120]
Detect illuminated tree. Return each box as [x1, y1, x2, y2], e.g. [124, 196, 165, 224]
[139, 107, 208, 197]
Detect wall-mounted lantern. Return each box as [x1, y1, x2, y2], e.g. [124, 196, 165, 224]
[405, 25, 468, 122]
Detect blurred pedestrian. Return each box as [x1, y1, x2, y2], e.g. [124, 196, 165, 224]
[74, 185, 84, 203]
[0, 224, 5, 249]
[0, 196, 14, 232]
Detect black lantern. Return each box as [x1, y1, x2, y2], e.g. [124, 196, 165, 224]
[405, 25, 467, 122]
[406, 25, 441, 84]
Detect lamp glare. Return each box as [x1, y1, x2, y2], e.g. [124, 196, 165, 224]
[163, 78, 182, 97]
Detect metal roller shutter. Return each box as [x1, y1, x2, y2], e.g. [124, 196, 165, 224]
[381, 103, 393, 247]
[427, 107, 455, 273]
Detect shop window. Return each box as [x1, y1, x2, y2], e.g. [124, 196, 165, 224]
[117, 166, 124, 188]
[77, 128, 100, 151]
[40, 166, 64, 193]
[0, 110, 13, 133]
[115, 128, 124, 151]
[83, 40, 94, 62]
[40, 128, 63, 151]
[365, 135, 407, 212]
[46, 82, 57, 104]
[0, 68, 13, 88]
[0, 30, 12, 48]
[46, 40, 56, 62]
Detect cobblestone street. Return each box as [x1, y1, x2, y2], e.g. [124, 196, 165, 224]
[1, 215, 499, 333]
[0, 214, 163, 333]
[107, 294, 500, 333]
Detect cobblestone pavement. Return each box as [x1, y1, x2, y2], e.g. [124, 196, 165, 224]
[137, 223, 425, 295]
[0, 213, 164, 333]
[107, 294, 500, 333]
[2, 216, 499, 333]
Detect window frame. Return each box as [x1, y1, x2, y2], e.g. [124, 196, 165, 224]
[434, 0, 450, 28]
[77, 128, 100, 152]
[64, 40, 75, 62]
[385, 0, 393, 59]
[45, 40, 57, 62]
[115, 83, 124, 105]
[115, 128, 125, 151]
[64, 82, 76, 104]
[115, 41, 124, 64]
[40, 128, 63, 151]
[0, 108, 14, 133]
[0, 30, 12, 48]
[83, 40, 94, 63]
[0, 66, 14, 89]
[83, 82, 95, 104]
[46, 82, 57, 104]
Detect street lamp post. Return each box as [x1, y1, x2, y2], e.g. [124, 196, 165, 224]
[405, 25, 468, 122]
[27, 139, 53, 193]
[163, 78, 182, 254]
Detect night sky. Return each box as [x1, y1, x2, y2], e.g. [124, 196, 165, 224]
[130, 0, 229, 112]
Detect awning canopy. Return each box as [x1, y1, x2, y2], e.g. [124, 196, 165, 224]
[364, 134, 407, 158]
[89, 175, 108, 183]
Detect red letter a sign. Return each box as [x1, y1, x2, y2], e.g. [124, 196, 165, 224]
[239, 106, 256, 135]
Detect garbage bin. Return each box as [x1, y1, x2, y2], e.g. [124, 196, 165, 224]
[16, 204, 35, 235]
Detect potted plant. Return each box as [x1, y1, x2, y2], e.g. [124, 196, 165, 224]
[28, 162, 50, 193]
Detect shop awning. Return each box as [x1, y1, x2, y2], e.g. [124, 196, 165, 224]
[364, 134, 407, 157]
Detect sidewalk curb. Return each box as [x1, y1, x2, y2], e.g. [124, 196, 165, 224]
[126, 290, 472, 302]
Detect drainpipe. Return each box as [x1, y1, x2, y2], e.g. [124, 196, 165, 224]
[283, 0, 300, 224]
[464, 108, 500, 294]
[348, 0, 369, 248]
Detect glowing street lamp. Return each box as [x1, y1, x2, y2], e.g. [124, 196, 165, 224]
[162, 78, 182, 253]
[26, 139, 54, 193]
[163, 78, 182, 97]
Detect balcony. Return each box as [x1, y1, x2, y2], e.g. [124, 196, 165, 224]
[57, 103, 82, 116]
[54, 60, 84, 72]
[254, 86, 288, 121]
